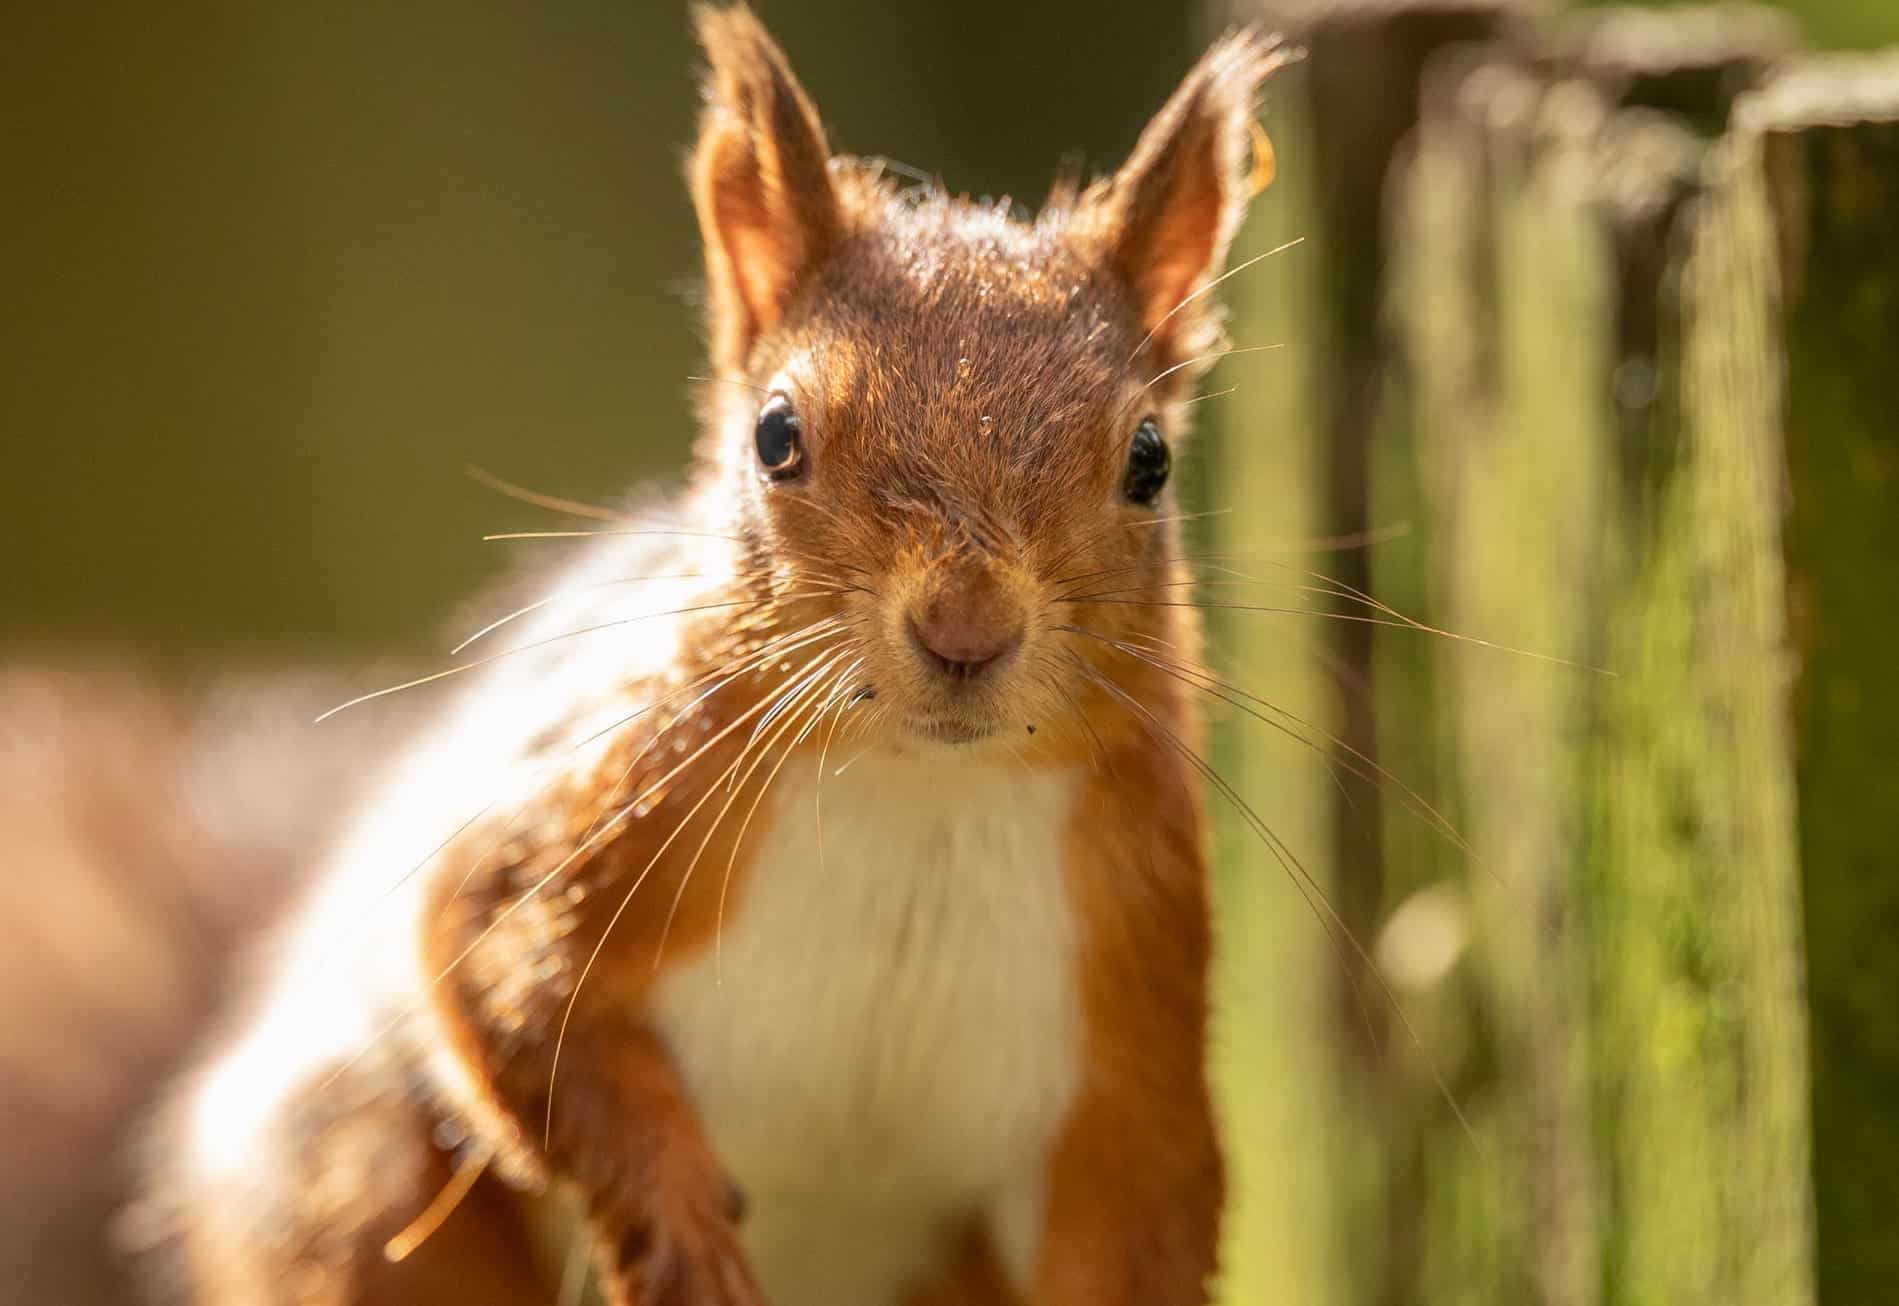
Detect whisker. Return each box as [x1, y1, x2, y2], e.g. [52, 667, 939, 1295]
[1047, 549, 1260, 593]
[487, 524, 877, 587]
[740, 657, 824, 768]
[1125, 237, 1305, 365]
[483, 528, 742, 544]
[830, 741, 878, 778]
[382, 1143, 493, 1262]
[574, 619, 857, 848]
[464, 465, 631, 524]
[686, 373, 770, 396]
[1049, 540, 1410, 595]
[1036, 524, 1119, 588]
[1041, 665, 1108, 775]
[1071, 653, 1478, 1149]
[811, 667, 857, 889]
[1124, 507, 1235, 530]
[1134, 342, 1285, 399]
[1178, 386, 1237, 408]
[317, 625, 853, 1092]
[316, 593, 857, 724]
[712, 658, 863, 978]
[1058, 624, 1475, 868]
[1060, 597, 1609, 673]
[1066, 574, 1378, 604]
[567, 621, 855, 854]
[655, 648, 852, 966]
[327, 620, 849, 965]
[604, 621, 855, 761]
[1284, 522, 1413, 553]
[450, 574, 711, 655]
[544, 644, 843, 1142]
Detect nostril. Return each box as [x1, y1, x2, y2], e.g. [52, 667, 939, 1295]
[907, 613, 1022, 681]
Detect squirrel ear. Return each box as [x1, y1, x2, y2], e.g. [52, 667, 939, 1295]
[1099, 30, 1292, 362]
[690, 5, 841, 372]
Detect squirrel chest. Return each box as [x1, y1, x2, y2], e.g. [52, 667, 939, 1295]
[648, 751, 1085, 1303]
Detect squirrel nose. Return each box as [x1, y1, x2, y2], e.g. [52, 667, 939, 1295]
[907, 567, 1024, 681]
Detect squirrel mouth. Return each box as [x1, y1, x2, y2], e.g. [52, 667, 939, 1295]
[907, 717, 996, 746]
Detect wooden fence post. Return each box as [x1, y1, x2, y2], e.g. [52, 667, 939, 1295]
[1381, 10, 1813, 1305]
[1206, 6, 1508, 1304]
[1738, 57, 1899, 1301]
[1213, 5, 1899, 1303]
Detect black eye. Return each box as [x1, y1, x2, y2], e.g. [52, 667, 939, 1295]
[754, 396, 803, 479]
[1122, 418, 1170, 506]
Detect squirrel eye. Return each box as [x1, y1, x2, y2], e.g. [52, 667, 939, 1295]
[753, 396, 803, 479]
[1122, 418, 1170, 506]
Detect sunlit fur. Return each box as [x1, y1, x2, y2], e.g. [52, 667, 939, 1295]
[691, 16, 1292, 762]
[141, 9, 1294, 1306]
[699, 198, 1187, 758]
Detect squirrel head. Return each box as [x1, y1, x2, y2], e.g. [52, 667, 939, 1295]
[687, 4, 1290, 752]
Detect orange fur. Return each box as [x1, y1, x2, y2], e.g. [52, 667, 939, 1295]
[139, 7, 1286, 1304]
[1036, 726, 1221, 1304]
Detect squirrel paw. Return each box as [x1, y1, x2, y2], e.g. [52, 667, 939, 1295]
[599, 1191, 764, 1306]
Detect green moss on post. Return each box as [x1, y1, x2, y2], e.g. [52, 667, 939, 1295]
[1384, 12, 1818, 1304]
[1587, 111, 1815, 1306]
[1208, 5, 1892, 1303]
[1208, 8, 1514, 1305]
[1390, 59, 1624, 1305]
[1208, 6, 1512, 1303]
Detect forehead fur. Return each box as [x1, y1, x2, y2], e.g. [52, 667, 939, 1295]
[792, 173, 1143, 376]
[763, 178, 1149, 541]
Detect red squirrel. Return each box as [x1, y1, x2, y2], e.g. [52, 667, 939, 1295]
[138, 8, 1291, 1303]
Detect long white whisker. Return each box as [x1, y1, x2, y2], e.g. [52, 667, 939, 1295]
[543, 644, 842, 1142]
[712, 657, 864, 980]
[655, 649, 854, 966]
[1134, 343, 1284, 399]
[1124, 237, 1304, 365]
[1071, 653, 1477, 1149]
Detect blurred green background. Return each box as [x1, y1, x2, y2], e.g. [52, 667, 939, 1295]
[6, 2, 1199, 662]
[6, 0, 1891, 666]
[4, 4, 1896, 1305]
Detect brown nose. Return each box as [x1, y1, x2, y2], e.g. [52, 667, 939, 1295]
[908, 566, 1024, 681]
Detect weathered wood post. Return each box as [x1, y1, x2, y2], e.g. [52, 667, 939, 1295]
[1207, 2, 1899, 1302]
[1383, 11, 1819, 1303]
[1740, 56, 1899, 1300]
[1204, 6, 1509, 1303]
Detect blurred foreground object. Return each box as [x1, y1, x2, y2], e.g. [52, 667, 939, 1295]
[1213, 1, 1897, 1302]
[0, 667, 386, 1306]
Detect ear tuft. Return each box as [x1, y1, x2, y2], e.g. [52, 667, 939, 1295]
[690, 5, 841, 373]
[1099, 29, 1295, 365]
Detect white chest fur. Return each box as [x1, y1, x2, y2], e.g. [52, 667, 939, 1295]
[650, 752, 1084, 1306]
